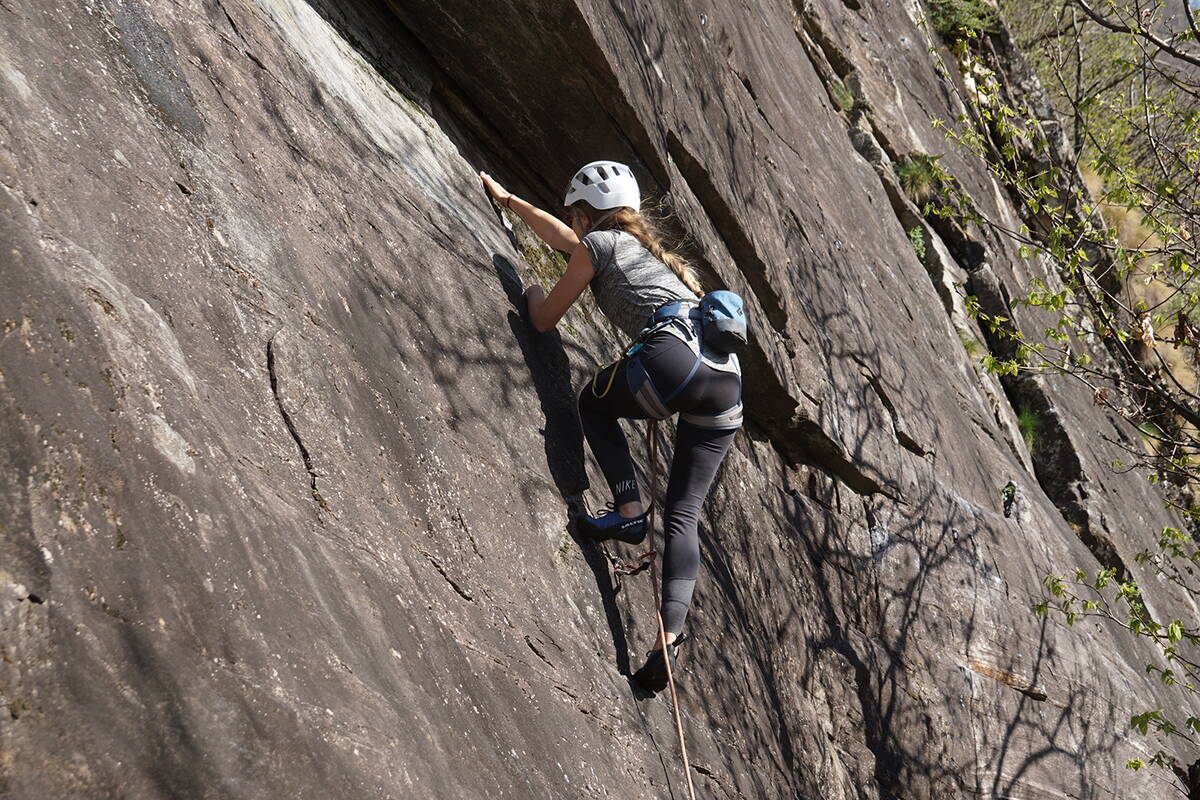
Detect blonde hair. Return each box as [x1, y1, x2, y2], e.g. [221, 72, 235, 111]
[575, 203, 704, 297]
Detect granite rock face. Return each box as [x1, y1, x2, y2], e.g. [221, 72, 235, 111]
[1, 0, 1195, 797]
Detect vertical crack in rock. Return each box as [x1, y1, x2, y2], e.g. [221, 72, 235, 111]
[795, 9, 987, 273]
[795, 10, 1039, 495]
[266, 334, 328, 511]
[791, 7, 1131, 586]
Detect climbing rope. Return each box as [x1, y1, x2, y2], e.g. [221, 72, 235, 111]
[645, 419, 699, 800]
[593, 416, 698, 798]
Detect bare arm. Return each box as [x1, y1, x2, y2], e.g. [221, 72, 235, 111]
[479, 171, 579, 252]
[525, 242, 595, 332]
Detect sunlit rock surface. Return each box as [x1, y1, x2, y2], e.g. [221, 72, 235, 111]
[1, 0, 1193, 797]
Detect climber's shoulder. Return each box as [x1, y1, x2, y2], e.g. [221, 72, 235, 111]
[579, 229, 622, 274]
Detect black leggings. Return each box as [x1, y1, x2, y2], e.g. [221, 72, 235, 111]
[578, 330, 740, 636]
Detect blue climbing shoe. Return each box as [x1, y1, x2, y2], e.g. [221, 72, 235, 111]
[578, 506, 647, 544]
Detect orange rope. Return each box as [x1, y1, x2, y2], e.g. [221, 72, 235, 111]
[645, 419, 698, 800]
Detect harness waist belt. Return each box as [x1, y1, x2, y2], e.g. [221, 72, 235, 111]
[622, 299, 741, 430]
[680, 403, 743, 430]
[650, 300, 701, 326]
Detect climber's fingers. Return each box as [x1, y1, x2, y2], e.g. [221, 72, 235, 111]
[478, 171, 510, 204]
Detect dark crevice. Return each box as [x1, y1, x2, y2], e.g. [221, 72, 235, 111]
[266, 333, 328, 511]
[797, 1, 1129, 578]
[852, 355, 930, 457]
[213, 0, 268, 74]
[524, 635, 553, 667]
[878, 176, 956, 308]
[793, 417, 902, 501]
[664, 130, 789, 335]
[1173, 759, 1200, 800]
[796, 8, 987, 275]
[419, 548, 474, 602]
[797, 12, 854, 79]
[309, 0, 558, 207]
[214, 0, 242, 43]
[795, 10, 902, 167]
[375, 0, 671, 208]
[925, 213, 986, 273]
[1016, 685, 1049, 702]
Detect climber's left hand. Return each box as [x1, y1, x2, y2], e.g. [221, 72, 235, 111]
[524, 284, 545, 303]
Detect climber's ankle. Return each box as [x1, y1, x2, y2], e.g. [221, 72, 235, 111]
[649, 631, 678, 653]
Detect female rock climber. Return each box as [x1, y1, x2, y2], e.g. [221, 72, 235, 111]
[480, 161, 743, 694]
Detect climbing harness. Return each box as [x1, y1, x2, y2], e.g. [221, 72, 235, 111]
[632, 301, 743, 429]
[588, 299, 745, 430]
[584, 298, 743, 800]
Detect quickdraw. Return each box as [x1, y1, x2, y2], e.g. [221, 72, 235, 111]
[607, 548, 656, 576]
[600, 547, 657, 593]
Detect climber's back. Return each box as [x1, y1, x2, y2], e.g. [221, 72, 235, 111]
[581, 228, 694, 340]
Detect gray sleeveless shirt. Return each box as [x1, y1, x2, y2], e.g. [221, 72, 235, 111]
[581, 229, 694, 340]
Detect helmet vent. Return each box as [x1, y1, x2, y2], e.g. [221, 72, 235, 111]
[578, 172, 591, 185]
[596, 165, 609, 179]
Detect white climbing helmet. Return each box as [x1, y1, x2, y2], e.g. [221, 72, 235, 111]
[563, 160, 641, 212]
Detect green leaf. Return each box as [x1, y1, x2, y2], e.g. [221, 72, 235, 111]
[1131, 709, 1162, 735]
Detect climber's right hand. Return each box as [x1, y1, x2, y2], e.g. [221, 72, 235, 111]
[479, 171, 512, 207]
